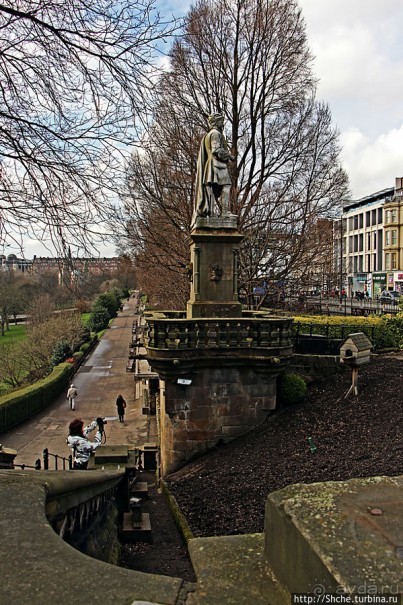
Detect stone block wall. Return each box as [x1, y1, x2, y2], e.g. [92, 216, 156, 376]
[289, 354, 343, 382]
[159, 366, 278, 475]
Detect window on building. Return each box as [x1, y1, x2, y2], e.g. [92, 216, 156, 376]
[366, 254, 371, 271]
[392, 230, 397, 245]
[354, 234, 358, 252]
[373, 253, 377, 271]
[386, 231, 390, 246]
[354, 215, 359, 230]
[385, 253, 390, 270]
[359, 233, 363, 251]
[358, 255, 364, 272]
[354, 256, 358, 272]
[365, 211, 370, 227]
[373, 231, 377, 249]
[378, 208, 383, 224]
[349, 217, 354, 231]
[385, 210, 390, 224]
[392, 209, 397, 222]
[392, 253, 397, 269]
[359, 213, 363, 228]
[372, 209, 376, 225]
[367, 232, 371, 250]
[349, 236, 353, 253]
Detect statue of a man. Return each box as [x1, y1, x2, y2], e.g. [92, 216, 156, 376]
[193, 113, 235, 220]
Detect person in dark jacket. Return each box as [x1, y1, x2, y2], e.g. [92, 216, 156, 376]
[116, 394, 127, 423]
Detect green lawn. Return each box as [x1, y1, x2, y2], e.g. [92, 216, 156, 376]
[81, 313, 91, 326]
[0, 323, 26, 343]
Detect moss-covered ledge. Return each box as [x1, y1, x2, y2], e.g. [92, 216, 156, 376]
[265, 475, 403, 598]
[0, 470, 187, 605]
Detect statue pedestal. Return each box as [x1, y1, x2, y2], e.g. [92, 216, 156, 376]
[187, 217, 243, 319]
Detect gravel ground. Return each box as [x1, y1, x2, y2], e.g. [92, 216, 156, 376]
[166, 354, 403, 537]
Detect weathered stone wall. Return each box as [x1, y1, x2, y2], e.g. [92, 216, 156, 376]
[159, 366, 278, 474]
[289, 353, 343, 381]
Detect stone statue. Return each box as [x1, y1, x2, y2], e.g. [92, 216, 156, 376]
[193, 113, 235, 221]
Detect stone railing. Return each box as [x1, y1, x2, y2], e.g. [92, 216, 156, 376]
[0, 470, 188, 605]
[144, 312, 293, 352]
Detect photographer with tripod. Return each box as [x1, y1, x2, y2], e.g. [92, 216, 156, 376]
[67, 417, 106, 469]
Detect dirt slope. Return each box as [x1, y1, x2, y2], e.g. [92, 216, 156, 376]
[166, 354, 403, 537]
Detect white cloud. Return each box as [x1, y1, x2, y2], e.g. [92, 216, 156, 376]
[299, 0, 403, 199]
[341, 126, 403, 198]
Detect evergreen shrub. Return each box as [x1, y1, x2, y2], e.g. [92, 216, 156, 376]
[50, 340, 72, 366]
[277, 372, 307, 407]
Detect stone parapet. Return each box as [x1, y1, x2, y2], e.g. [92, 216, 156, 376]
[0, 470, 187, 605]
[264, 475, 403, 598]
[144, 312, 293, 378]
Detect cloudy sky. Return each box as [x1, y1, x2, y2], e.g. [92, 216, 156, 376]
[299, 0, 403, 199]
[21, 0, 403, 258]
[161, 0, 403, 201]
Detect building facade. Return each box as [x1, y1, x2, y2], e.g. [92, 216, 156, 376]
[0, 254, 120, 283]
[342, 179, 403, 297]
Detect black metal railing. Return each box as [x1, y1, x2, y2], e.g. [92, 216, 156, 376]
[292, 321, 378, 351]
[43, 448, 73, 470]
[14, 459, 42, 470]
[13, 448, 72, 471]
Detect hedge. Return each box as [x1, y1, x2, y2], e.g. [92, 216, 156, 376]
[291, 314, 403, 350]
[0, 363, 74, 433]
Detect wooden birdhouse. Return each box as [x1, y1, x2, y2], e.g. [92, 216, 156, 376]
[339, 332, 372, 367]
[339, 333, 372, 397]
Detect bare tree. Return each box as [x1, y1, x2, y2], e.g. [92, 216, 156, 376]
[21, 311, 84, 380]
[0, 271, 27, 334]
[0, 0, 175, 255]
[0, 343, 25, 389]
[123, 0, 349, 306]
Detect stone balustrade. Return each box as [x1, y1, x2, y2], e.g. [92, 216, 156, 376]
[144, 311, 293, 354]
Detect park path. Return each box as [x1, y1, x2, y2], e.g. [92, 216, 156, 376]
[0, 292, 156, 468]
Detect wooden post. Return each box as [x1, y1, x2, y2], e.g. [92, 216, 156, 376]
[345, 366, 359, 398]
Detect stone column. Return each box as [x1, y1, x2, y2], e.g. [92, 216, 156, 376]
[187, 216, 244, 318]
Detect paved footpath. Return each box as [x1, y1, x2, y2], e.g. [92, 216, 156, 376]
[0, 293, 156, 468]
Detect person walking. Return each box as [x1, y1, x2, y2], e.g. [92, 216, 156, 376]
[116, 394, 127, 423]
[67, 383, 78, 410]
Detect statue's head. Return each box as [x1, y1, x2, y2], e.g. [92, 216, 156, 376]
[208, 113, 224, 129]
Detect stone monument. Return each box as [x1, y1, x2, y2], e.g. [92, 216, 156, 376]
[188, 113, 242, 318]
[144, 113, 293, 475]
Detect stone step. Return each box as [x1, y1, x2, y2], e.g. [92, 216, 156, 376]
[121, 512, 152, 542]
[129, 481, 148, 499]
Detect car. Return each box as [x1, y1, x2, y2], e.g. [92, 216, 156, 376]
[379, 290, 401, 305]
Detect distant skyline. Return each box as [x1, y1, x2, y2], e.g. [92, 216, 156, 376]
[21, 0, 403, 258]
